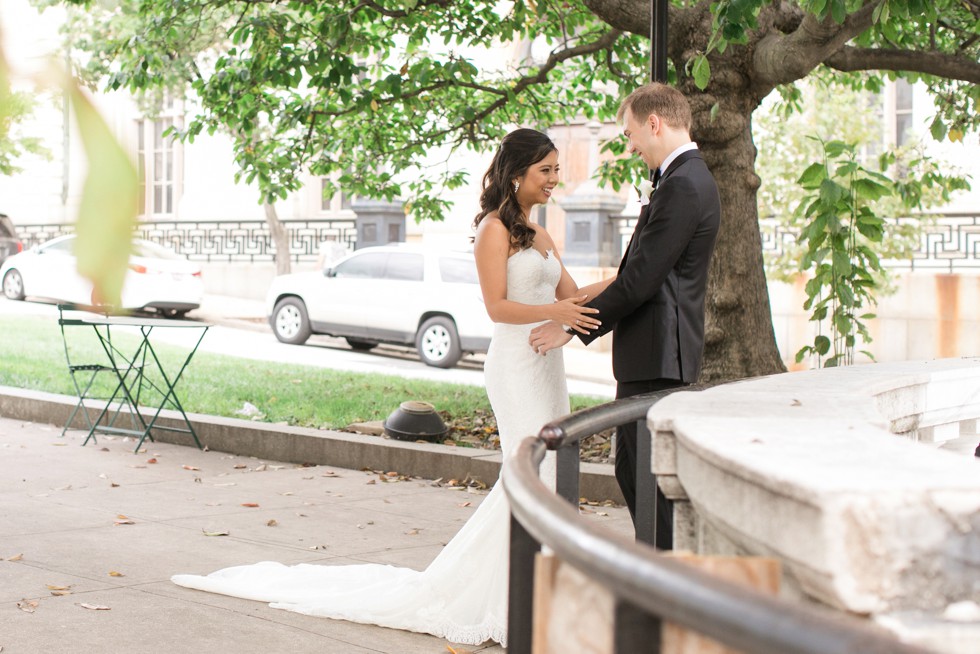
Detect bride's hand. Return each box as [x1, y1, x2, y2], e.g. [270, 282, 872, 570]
[552, 295, 600, 333]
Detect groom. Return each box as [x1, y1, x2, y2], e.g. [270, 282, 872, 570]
[529, 82, 720, 548]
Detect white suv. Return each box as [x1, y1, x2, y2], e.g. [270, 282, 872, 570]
[265, 244, 494, 368]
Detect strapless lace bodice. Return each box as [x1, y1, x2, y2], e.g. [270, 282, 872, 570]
[503, 247, 561, 305]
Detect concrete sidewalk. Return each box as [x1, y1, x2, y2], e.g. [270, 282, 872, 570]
[0, 416, 631, 654]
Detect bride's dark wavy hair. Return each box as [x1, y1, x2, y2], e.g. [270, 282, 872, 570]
[473, 128, 557, 251]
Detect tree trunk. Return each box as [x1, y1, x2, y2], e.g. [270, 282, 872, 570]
[265, 201, 291, 276]
[680, 79, 787, 382]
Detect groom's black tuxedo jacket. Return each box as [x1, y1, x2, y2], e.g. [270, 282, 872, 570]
[579, 149, 720, 384]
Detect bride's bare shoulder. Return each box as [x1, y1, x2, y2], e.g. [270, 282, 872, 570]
[474, 214, 508, 242]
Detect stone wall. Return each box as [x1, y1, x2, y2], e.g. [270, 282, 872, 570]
[648, 359, 980, 652]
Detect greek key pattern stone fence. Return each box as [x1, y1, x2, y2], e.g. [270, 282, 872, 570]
[15, 211, 980, 270]
[16, 219, 358, 263]
[759, 211, 980, 272]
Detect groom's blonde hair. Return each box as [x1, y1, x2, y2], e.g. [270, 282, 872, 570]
[617, 83, 692, 131]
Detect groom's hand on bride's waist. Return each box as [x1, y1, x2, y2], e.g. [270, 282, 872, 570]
[529, 320, 574, 355]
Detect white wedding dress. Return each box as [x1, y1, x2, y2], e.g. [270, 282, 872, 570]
[172, 247, 568, 647]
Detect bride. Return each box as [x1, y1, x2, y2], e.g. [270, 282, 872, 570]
[172, 128, 610, 647]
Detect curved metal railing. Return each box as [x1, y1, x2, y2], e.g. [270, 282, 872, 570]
[502, 389, 933, 654]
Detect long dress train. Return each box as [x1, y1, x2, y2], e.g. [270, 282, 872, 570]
[171, 247, 568, 647]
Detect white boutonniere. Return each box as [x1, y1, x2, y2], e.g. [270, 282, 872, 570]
[636, 178, 655, 206]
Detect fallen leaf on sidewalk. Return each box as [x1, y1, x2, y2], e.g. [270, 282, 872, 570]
[365, 479, 376, 485]
[446, 646, 474, 653]
[233, 464, 247, 469]
[405, 528, 421, 536]
[202, 529, 230, 537]
[254, 464, 268, 472]
[17, 599, 38, 613]
[78, 603, 110, 611]
[110, 483, 120, 488]
[457, 502, 472, 508]
[46, 585, 71, 591]
[266, 519, 278, 527]
[108, 571, 124, 577]
[241, 503, 259, 508]
[114, 515, 134, 525]
[182, 465, 200, 471]
[50, 590, 71, 597]
[321, 471, 340, 477]
[146, 458, 157, 464]
[6, 554, 23, 561]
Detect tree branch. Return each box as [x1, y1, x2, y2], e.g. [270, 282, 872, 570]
[826, 46, 980, 84]
[751, 0, 878, 89]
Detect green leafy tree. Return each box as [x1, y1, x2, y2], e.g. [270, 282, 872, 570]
[794, 138, 891, 367]
[0, 90, 49, 175]
[756, 77, 971, 284]
[37, 0, 980, 382]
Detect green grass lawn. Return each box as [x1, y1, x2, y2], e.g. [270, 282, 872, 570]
[0, 314, 605, 449]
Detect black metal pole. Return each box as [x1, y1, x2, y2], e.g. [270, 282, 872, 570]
[650, 0, 668, 83]
[507, 513, 540, 654]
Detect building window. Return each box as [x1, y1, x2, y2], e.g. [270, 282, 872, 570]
[136, 104, 182, 219]
[320, 177, 353, 213]
[136, 91, 183, 219]
[894, 79, 914, 147]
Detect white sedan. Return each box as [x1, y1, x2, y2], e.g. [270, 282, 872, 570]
[265, 244, 494, 368]
[1, 234, 204, 318]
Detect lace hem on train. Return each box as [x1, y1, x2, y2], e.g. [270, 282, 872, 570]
[171, 246, 567, 648]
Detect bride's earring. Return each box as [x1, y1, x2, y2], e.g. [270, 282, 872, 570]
[513, 181, 520, 193]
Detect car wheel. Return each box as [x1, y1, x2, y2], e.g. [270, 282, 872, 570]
[346, 338, 377, 351]
[2, 269, 24, 300]
[416, 316, 462, 368]
[272, 297, 312, 345]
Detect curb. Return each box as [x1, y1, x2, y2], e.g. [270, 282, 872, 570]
[0, 385, 624, 503]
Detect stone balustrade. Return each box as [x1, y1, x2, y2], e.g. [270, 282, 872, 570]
[648, 359, 980, 652]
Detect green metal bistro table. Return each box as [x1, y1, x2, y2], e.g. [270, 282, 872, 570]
[78, 315, 211, 453]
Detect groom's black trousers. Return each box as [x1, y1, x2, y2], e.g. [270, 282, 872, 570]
[615, 378, 685, 550]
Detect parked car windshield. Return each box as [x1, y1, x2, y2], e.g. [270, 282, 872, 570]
[385, 253, 423, 281]
[439, 256, 479, 284]
[133, 240, 184, 260]
[44, 238, 74, 254]
[0, 214, 16, 239]
[334, 252, 387, 278]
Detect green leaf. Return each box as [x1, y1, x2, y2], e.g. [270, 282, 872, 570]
[797, 162, 827, 188]
[819, 179, 844, 207]
[814, 335, 831, 355]
[65, 74, 139, 307]
[823, 140, 850, 158]
[852, 178, 891, 201]
[830, 0, 846, 23]
[929, 117, 947, 141]
[832, 249, 852, 276]
[691, 55, 711, 90]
